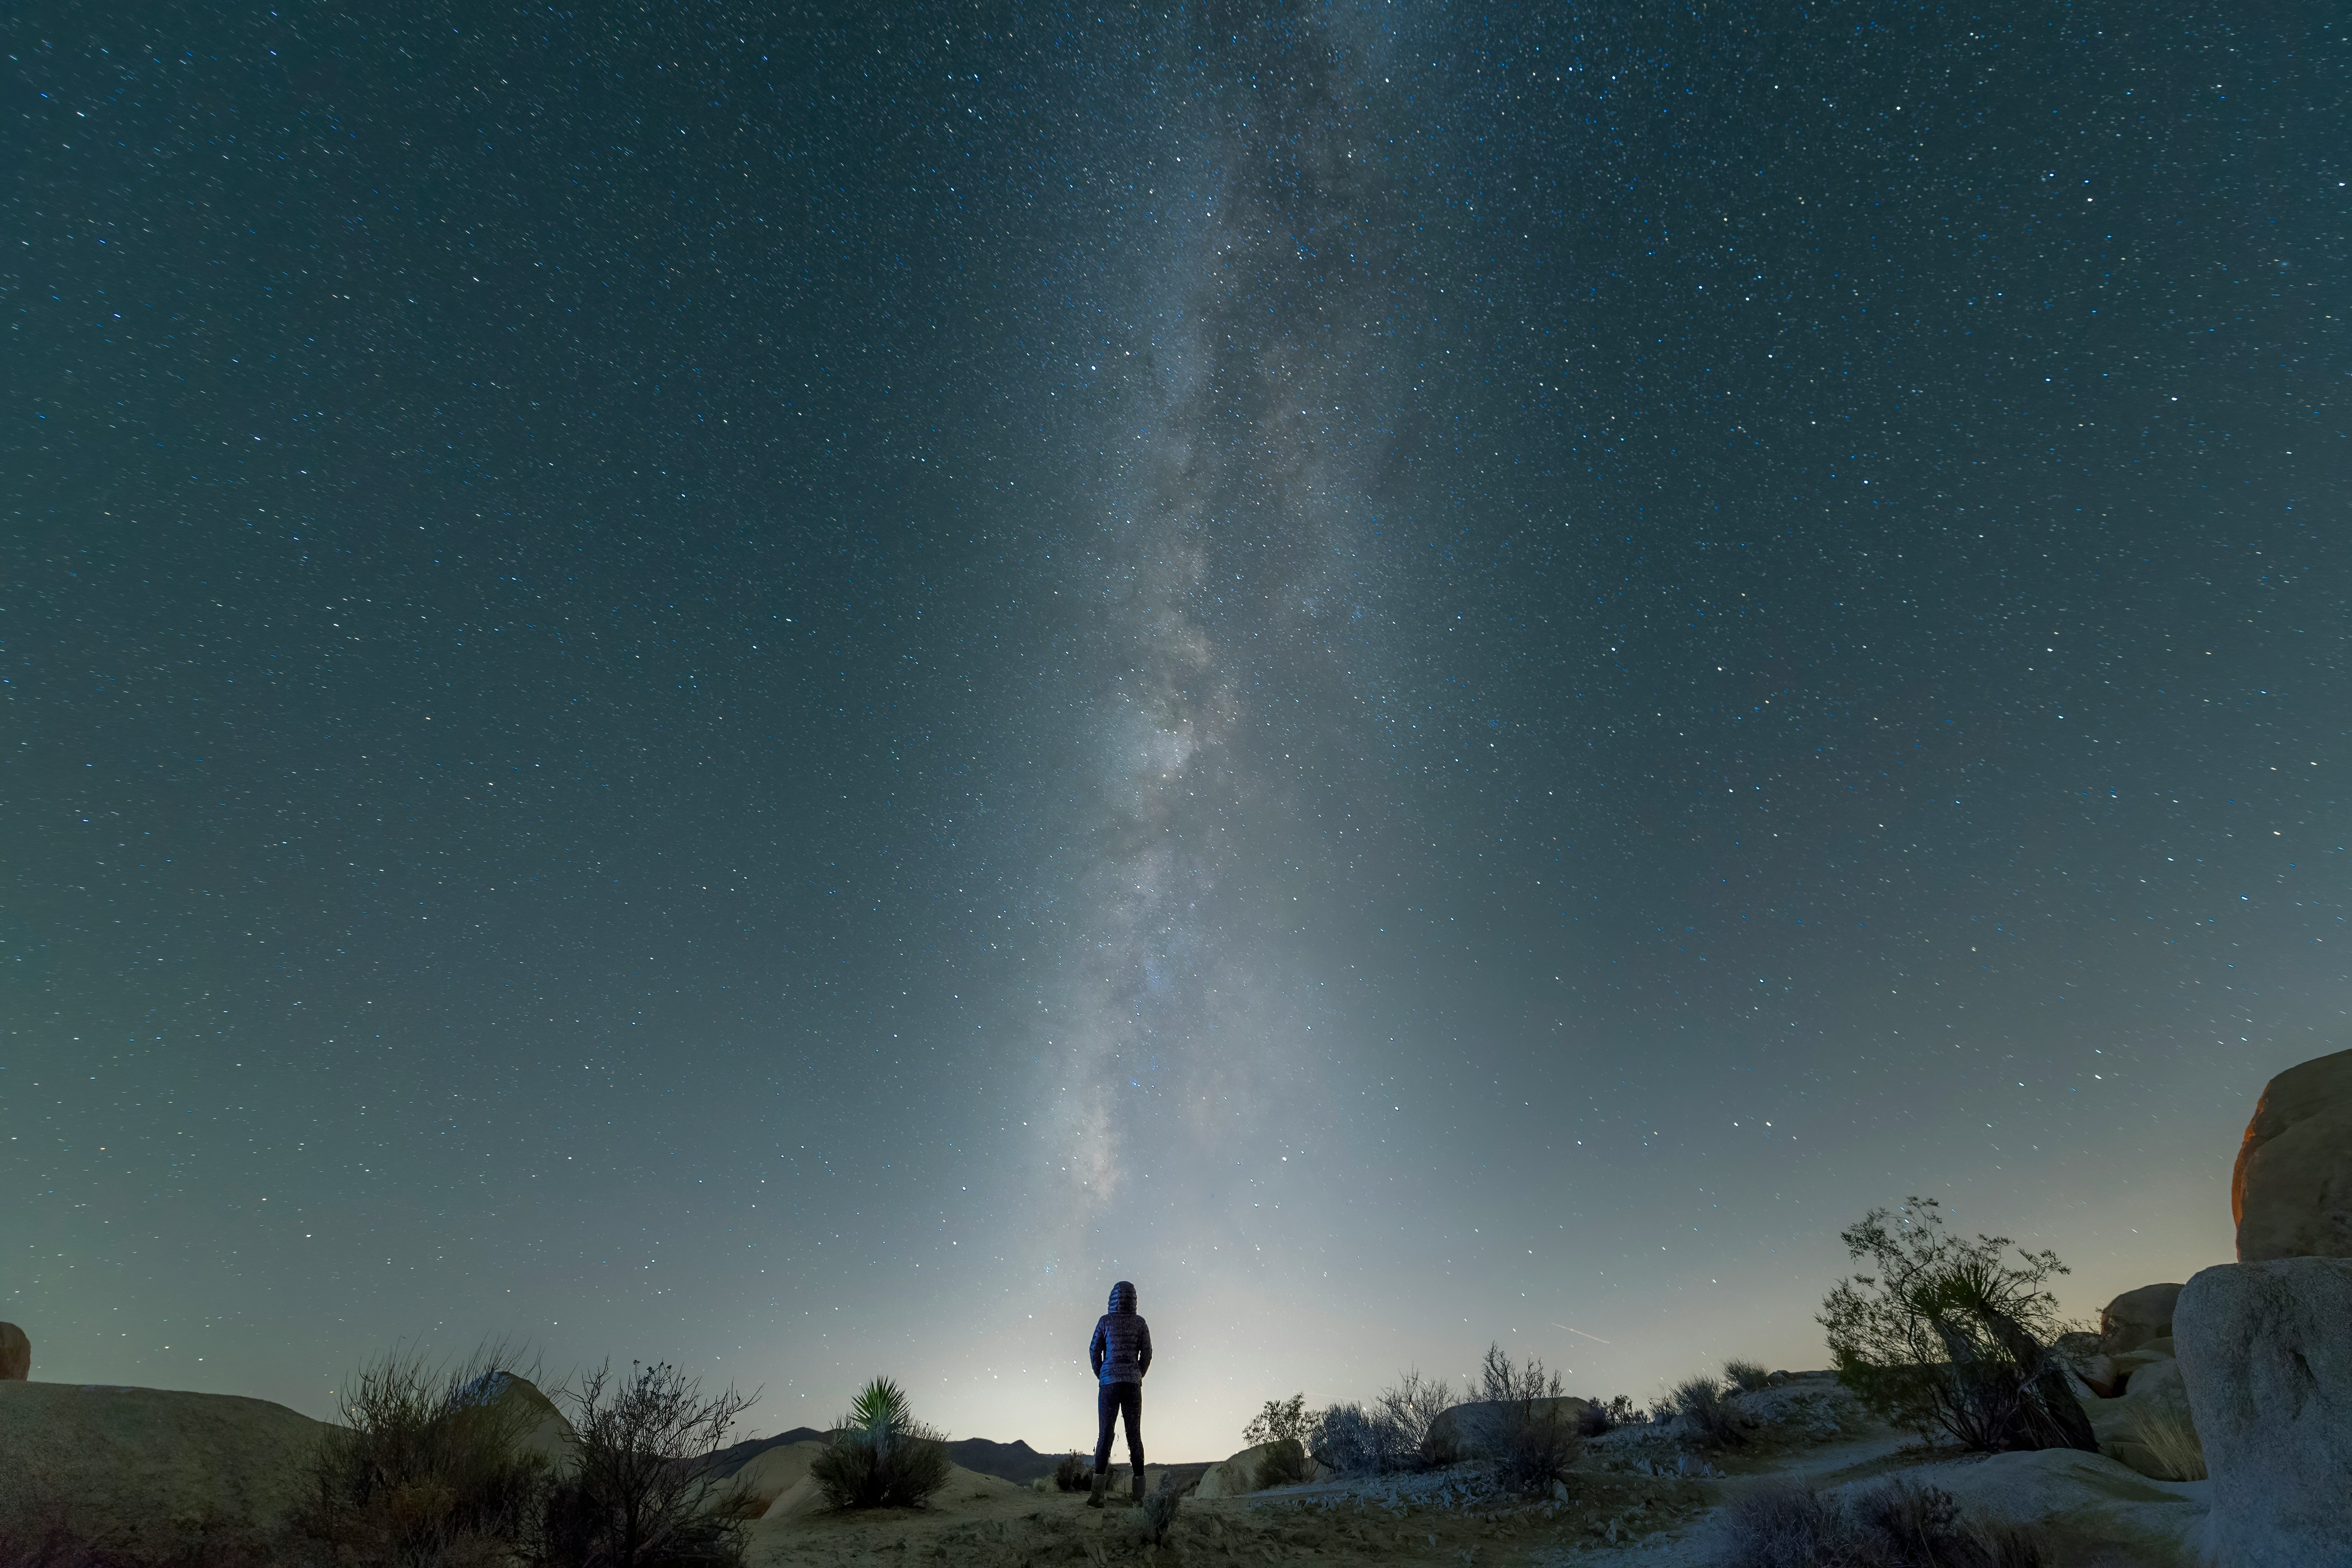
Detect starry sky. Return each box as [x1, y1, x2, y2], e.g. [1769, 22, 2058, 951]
[7, 2, 2344, 1461]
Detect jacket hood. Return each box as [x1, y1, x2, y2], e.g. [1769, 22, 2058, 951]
[1108, 1280, 1137, 1314]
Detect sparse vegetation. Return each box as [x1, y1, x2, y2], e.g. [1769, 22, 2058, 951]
[1475, 1345, 1581, 1495]
[1241, 1394, 1308, 1449]
[1252, 1437, 1309, 1490]
[1665, 1374, 1748, 1448]
[2127, 1405, 2208, 1482]
[1138, 1481, 1182, 1546]
[1052, 1450, 1089, 1493]
[1244, 1394, 1312, 1486]
[1716, 1478, 2048, 1568]
[1577, 1394, 1641, 1437]
[301, 1344, 549, 1568]
[1818, 1198, 2098, 1454]
[806, 1377, 953, 1512]
[1726, 1359, 1774, 1393]
[533, 1360, 753, 1568]
[1308, 1368, 1459, 1475]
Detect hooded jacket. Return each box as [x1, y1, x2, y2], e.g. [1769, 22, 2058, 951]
[1089, 1280, 1153, 1386]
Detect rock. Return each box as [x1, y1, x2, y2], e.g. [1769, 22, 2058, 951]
[2081, 1352, 2205, 1482]
[0, 1323, 25, 1380]
[1894, 1447, 2208, 1567]
[2072, 1354, 2122, 1399]
[2176, 1257, 2352, 1567]
[2099, 1283, 2184, 1353]
[463, 1371, 577, 1470]
[1193, 1442, 1327, 1498]
[0, 1381, 329, 1560]
[2234, 1047, 2352, 1262]
[1425, 1395, 1590, 1458]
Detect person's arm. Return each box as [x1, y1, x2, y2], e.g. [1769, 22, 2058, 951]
[1138, 1318, 1153, 1378]
[1089, 1318, 1106, 1378]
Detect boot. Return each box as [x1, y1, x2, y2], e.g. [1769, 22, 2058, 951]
[1129, 1470, 1147, 1504]
[1086, 1469, 1108, 1508]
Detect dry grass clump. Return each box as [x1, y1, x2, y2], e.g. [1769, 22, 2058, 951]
[1577, 1394, 1640, 1438]
[808, 1378, 952, 1511]
[1252, 1438, 1310, 1490]
[301, 1344, 548, 1568]
[1716, 1478, 2047, 1568]
[1726, 1358, 1775, 1392]
[2126, 1405, 2207, 1482]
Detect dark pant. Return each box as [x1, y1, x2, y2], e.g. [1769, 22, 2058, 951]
[1095, 1380, 1143, 1473]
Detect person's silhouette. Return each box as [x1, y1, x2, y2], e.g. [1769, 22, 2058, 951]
[1086, 1279, 1153, 1505]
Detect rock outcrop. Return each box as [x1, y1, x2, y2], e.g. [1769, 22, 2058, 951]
[2079, 1343, 2204, 1482]
[2176, 1257, 2352, 1567]
[2098, 1283, 2183, 1353]
[1909, 1447, 2209, 1567]
[2233, 1046, 2352, 1262]
[0, 1381, 328, 1561]
[0, 1322, 26, 1380]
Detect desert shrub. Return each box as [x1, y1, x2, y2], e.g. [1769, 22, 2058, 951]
[1716, 1483, 1845, 1568]
[1818, 1199, 2097, 1454]
[1478, 1343, 1565, 1406]
[1139, 1482, 1182, 1546]
[303, 1344, 549, 1567]
[1715, 1479, 2047, 1568]
[1305, 1402, 1385, 1474]
[1726, 1359, 1774, 1393]
[532, 1360, 753, 1568]
[1665, 1375, 1747, 1448]
[1252, 1438, 1309, 1490]
[1577, 1394, 1641, 1437]
[1474, 1345, 1581, 1494]
[1380, 1370, 1457, 1467]
[1242, 1394, 1308, 1448]
[806, 1378, 952, 1512]
[1053, 1450, 1089, 1492]
[2126, 1405, 2207, 1482]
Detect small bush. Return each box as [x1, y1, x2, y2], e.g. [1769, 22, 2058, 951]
[1577, 1393, 1641, 1438]
[1306, 1402, 1387, 1474]
[1716, 1479, 2047, 1568]
[1242, 1394, 1308, 1448]
[1726, 1359, 1774, 1393]
[807, 1378, 952, 1512]
[1381, 1370, 1457, 1467]
[1478, 1343, 1565, 1406]
[1493, 1407, 1580, 1496]
[302, 1343, 549, 1568]
[2127, 1405, 2207, 1482]
[1053, 1450, 1090, 1493]
[1139, 1484, 1182, 1546]
[1716, 1483, 1845, 1568]
[1666, 1375, 1747, 1448]
[1252, 1437, 1308, 1490]
[535, 1359, 755, 1568]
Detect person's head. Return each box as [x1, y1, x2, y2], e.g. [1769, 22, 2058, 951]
[1109, 1280, 1137, 1314]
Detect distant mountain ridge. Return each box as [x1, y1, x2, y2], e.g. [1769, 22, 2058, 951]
[706, 1427, 1063, 1486]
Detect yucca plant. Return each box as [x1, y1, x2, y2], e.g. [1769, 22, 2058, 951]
[808, 1378, 952, 1510]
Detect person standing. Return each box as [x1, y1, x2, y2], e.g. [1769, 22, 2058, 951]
[1087, 1279, 1152, 1505]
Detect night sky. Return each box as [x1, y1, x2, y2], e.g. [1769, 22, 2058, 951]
[8, 3, 2344, 1460]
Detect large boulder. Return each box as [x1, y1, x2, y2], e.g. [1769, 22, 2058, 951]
[469, 1371, 577, 1470]
[2099, 1283, 2184, 1353]
[0, 1381, 330, 1561]
[2233, 1047, 2352, 1262]
[1898, 1447, 2208, 1567]
[728, 1439, 826, 1516]
[0, 1323, 26, 1380]
[1425, 1395, 1590, 1458]
[2176, 1257, 2352, 1567]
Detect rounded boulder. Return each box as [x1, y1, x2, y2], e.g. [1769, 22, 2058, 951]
[2233, 1046, 2352, 1262]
